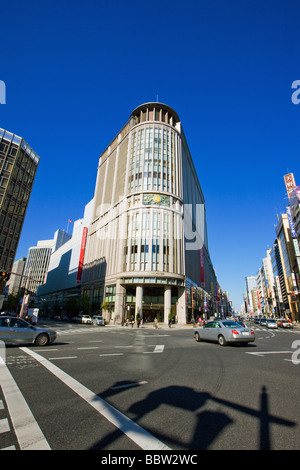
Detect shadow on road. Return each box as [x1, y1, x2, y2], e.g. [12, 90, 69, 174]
[90, 384, 296, 450]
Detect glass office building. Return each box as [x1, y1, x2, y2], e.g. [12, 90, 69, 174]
[0, 129, 39, 295]
[82, 103, 220, 324]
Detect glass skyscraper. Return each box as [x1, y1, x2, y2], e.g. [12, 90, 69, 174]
[0, 129, 39, 295]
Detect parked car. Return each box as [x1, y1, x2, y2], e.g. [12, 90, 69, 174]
[278, 319, 293, 329]
[266, 319, 278, 329]
[92, 315, 105, 326]
[0, 316, 56, 346]
[78, 315, 93, 324]
[194, 320, 255, 346]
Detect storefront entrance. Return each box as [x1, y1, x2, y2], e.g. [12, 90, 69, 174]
[122, 285, 178, 325]
[142, 307, 164, 323]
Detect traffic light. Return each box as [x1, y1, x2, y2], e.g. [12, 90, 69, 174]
[0, 271, 10, 281]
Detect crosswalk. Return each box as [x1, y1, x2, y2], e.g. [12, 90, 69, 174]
[55, 325, 100, 336]
[0, 399, 17, 450]
[53, 324, 300, 335]
[251, 326, 300, 334]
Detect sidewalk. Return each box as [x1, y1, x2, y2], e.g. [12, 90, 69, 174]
[120, 322, 195, 330]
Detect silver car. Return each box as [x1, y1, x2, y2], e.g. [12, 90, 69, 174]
[0, 316, 56, 346]
[194, 320, 255, 346]
[266, 319, 278, 329]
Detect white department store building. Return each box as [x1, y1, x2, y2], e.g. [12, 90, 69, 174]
[82, 103, 220, 325]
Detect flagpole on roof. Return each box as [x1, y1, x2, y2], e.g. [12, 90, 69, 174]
[66, 219, 72, 233]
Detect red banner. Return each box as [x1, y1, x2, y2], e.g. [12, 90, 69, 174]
[77, 227, 88, 283]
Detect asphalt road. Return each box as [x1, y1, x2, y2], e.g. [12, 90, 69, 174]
[1, 320, 300, 451]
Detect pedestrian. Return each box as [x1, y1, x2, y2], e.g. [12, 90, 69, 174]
[131, 316, 134, 328]
[154, 317, 158, 329]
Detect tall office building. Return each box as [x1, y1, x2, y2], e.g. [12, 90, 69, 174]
[4, 257, 26, 295]
[289, 186, 300, 238]
[22, 229, 71, 296]
[36, 200, 94, 310]
[82, 102, 220, 324]
[275, 213, 300, 320]
[0, 128, 39, 295]
[245, 276, 257, 313]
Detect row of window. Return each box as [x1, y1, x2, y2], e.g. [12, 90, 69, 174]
[123, 209, 180, 272]
[128, 127, 176, 193]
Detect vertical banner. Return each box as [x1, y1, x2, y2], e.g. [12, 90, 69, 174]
[284, 173, 296, 199]
[77, 227, 88, 284]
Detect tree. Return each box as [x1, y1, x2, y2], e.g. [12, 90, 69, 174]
[136, 306, 140, 322]
[3, 293, 20, 313]
[78, 294, 90, 314]
[168, 308, 175, 324]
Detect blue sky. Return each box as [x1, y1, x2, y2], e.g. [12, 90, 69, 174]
[1, 0, 300, 310]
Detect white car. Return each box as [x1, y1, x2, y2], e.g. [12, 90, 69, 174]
[92, 315, 105, 326]
[266, 319, 278, 329]
[78, 315, 93, 324]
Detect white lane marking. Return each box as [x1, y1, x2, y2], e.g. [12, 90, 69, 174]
[99, 353, 124, 357]
[0, 418, 10, 434]
[111, 381, 148, 390]
[0, 361, 51, 450]
[20, 347, 170, 450]
[48, 356, 78, 360]
[246, 351, 292, 357]
[143, 345, 165, 354]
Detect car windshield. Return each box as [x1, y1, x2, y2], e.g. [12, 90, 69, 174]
[222, 321, 243, 328]
[268, 320, 276, 323]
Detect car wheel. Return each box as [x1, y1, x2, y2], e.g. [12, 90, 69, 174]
[35, 334, 49, 346]
[218, 335, 227, 346]
[195, 332, 201, 342]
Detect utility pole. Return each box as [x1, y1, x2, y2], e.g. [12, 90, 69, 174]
[19, 268, 31, 318]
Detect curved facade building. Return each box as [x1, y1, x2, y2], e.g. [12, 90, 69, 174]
[82, 103, 219, 324]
